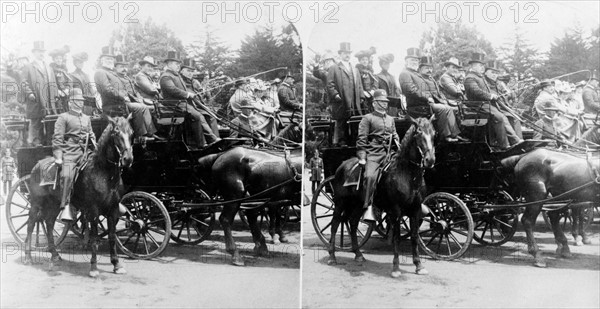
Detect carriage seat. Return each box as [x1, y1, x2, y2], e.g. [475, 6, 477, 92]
[154, 100, 187, 126]
[459, 101, 490, 126]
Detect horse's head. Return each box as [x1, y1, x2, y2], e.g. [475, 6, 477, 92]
[106, 116, 134, 168]
[411, 116, 436, 169]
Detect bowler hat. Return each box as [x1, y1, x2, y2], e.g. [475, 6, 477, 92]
[139, 55, 157, 67]
[32, 41, 45, 52]
[72, 52, 88, 62]
[418, 56, 434, 67]
[100, 46, 115, 58]
[373, 89, 389, 102]
[164, 51, 181, 63]
[378, 53, 395, 64]
[405, 47, 421, 60]
[49, 45, 70, 57]
[114, 54, 129, 65]
[338, 42, 352, 54]
[539, 79, 555, 88]
[180, 58, 196, 70]
[485, 60, 502, 72]
[468, 52, 486, 64]
[444, 57, 462, 68]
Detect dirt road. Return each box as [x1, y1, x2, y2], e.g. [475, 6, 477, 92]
[302, 176, 600, 308]
[0, 205, 300, 308]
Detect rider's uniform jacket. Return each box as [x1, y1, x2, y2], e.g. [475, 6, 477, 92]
[52, 110, 96, 162]
[356, 111, 400, 164]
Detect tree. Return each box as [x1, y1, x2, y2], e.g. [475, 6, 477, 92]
[109, 18, 185, 67]
[540, 26, 596, 81]
[498, 26, 544, 80]
[419, 21, 496, 69]
[186, 26, 235, 79]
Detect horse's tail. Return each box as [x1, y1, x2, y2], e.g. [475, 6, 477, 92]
[500, 153, 528, 170]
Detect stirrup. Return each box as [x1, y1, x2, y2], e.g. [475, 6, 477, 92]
[361, 205, 376, 223]
[59, 204, 75, 223]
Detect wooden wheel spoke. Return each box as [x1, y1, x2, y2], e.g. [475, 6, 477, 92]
[132, 234, 141, 252]
[425, 232, 439, 247]
[444, 234, 452, 255]
[493, 218, 513, 229]
[448, 218, 469, 227]
[480, 222, 489, 239]
[190, 216, 210, 227]
[142, 235, 150, 254]
[10, 213, 29, 219]
[448, 232, 463, 250]
[319, 221, 332, 234]
[316, 213, 333, 219]
[449, 228, 469, 237]
[316, 202, 334, 211]
[147, 227, 166, 236]
[146, 232, 160, 248]
[122, 232, 136, 247]
[10, 201, 29, 210]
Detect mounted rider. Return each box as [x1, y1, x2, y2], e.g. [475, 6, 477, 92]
[54, 88, 96, 222]
[356, 89, 400, 222]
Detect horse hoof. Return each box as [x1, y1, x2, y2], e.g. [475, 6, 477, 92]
[279, 235, 289, 243]
[232, 258, 245, 267]
[574, 236, 583, 246]
[561, 252, 573, 259]
[51, 255, 62, 263]
[114, 267, 127, 274]
[89, 270, 100, 278]
[354, 255, 366, 263]
[23, 258, 33, 266]
[416, 268, 429, 275]
[391, 270, 403, 278]
[582, 237, 592, 245]
[533, 260, 547, 268]
[327, 258, 337, 266]
[271, 234, 280, 245]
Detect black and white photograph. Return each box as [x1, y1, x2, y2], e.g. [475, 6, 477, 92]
[1, 1, 302, 308]
[304, 1, 599, 308]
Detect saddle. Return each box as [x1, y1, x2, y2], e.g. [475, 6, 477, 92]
[342, 162, 363, 187]
[39, 159, 60, 187]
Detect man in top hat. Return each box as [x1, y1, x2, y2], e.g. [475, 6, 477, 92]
[356, 89, 400, 222]
[70, 52, 97, 101]
[400, 50, 463, 142]
[20, 41, 59, 146]
[179, 58, 220, 139]
[355, 48, 379, 100]
[278, 73, 303, 113]
[582, 72, 599, 117]
[484, 60, 523, 140]
[160, 51, 220, 148]
[113, 54, 160, 141]
[135, 56, 161, 105]
[375, 53, 401, 116]
[438, 57, 466, 104]
[464, 52, 522, 150]
[327, 42, 365, 146]
[49, 45, 73, 113]
[52, 88, 96, 221]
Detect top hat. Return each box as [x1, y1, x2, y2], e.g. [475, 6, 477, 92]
[114, 54, 129, 65]
[418, 56, 434, 67]
[539, 79, 555, 88]
[338, 42, 352, 54]
[164, 51, 182, 63]
[444, 57, 462, 68]
[49, 45, 70, 57]
[405, 47, 421, 59]
[69, 88, 85, 101]
[280, 72, 294, 80]
[100, 46, 116, 58]
[72, 52, 88, 62]
[32, 41, 45, 52]
[468, 52, 486, 64]
[139, 55, 157, 67]
[373, 89, 389, 102]
[591, 70, 599, 81]
[180, 58, 196, 70]
[378, 53, 395, 64]
[485, 60, 502, 72]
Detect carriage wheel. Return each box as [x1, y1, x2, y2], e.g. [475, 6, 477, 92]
[583, 204, 599, 230]
[170, 190, 216, 245]
[70, 213, 110, 240]
[471, 191, 519, 246]
[239, 208, 270, 231]
[116, 191, 171, 259]
[5, 174, 70, 250]
[285, 204, 301, 223]
[310, 176, 373, 250]
[417, 192, 474, 260]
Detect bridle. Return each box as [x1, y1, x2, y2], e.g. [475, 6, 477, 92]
[106, 127, 131, 169]
[409, 127, 434, 168]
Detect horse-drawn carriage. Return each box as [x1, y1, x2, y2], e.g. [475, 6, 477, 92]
[309, 100, 599, 270]
[5, 98, 302, 267]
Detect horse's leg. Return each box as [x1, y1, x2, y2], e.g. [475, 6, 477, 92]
[246, 208, 269, 257]
[46, 206, 62, 269]
[276, 206, 288, 244]
[570, 208, 582, 246]
[23, 205, 38, 265]
[391, 218, 403, 278]
[521, 202, 545, 267]
[219, 203, 244, 266]
[349, 210, 364, 263]
[580, 206, 592, 245]
[411, 210, 428, 275]
[547, 210, 572, 258]
[266, 206, 278, 244]
[327, 199, 343, 265]
[89, 216, 100, 277]
[107, 210, 126, 274]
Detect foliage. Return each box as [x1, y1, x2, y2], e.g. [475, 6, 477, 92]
[186, 25, 236, 78]
[497, 26, 545, 79]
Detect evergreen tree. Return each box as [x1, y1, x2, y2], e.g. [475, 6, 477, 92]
[186, 25, 235, 79]
[498, 26, 544, 80]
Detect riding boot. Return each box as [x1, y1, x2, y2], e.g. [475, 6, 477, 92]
[361, 205, 376, 222]
[361, 161, 378, 223]
[58, 172, 75, 223]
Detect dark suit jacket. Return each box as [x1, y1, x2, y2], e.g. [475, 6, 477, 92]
[399, 68, 433, 107]
[21, 61, 59, 118]
[278, 82, 302, 112]
[464, 72, 493, 101]
[94, 67, 128, 108]
[326, 62, 364, 119]
[159, 69, 188, 101]
[582, 85, 600, 114]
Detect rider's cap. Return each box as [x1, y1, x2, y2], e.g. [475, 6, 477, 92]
[373, 89, 389, 102]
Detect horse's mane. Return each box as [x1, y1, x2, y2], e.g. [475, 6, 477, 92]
[396, 117, 433, 161]
[94, 117, 133, 164]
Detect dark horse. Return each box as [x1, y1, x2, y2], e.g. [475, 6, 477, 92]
[24, 117, 134, 277]
[501, 148, 599, 267]
[197, 146, 302, 266]
[328, 117, 436, 277]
